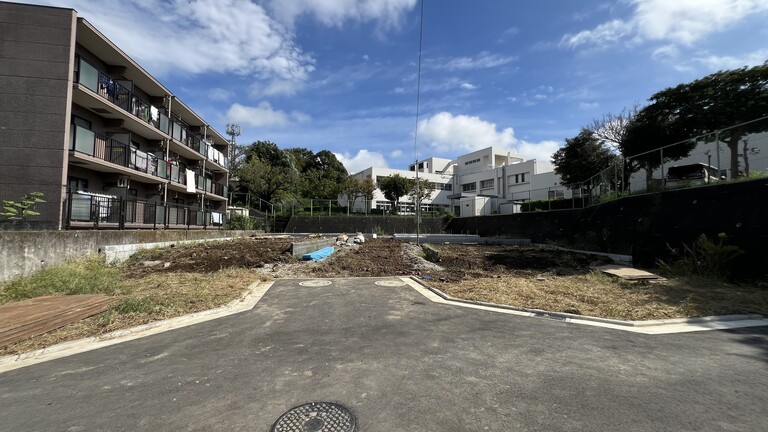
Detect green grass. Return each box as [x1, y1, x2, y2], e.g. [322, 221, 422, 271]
[0, 256, 127, 304]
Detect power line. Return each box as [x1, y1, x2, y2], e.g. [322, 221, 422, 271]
[413, 0, 425, 245]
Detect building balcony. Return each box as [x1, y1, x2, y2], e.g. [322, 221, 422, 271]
[69, 124, 165, 184]
[74, 57, 171, 139]
[65, 191, 225, 229]
[168, 121, 229, 172]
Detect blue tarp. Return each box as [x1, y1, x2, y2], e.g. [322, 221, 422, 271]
[302, 246, 335, 262]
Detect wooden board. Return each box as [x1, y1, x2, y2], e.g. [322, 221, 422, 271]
[593, 264, 666, 281]
[0, 295, 115, 347]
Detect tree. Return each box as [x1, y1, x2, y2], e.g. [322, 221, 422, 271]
[340, 176, 363, 209]
[553, 129, 621, 186]
[378, 174, 411, 213]
[408, 178, 435, 210]
[623, 107, 695, 187]
[235, 141, 298, 203]
[359, 178, 376, 212]
[627, 63, 768, 178]
[287, 148, 348, 199]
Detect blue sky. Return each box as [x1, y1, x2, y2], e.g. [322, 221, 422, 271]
[20, 0, 768, 173]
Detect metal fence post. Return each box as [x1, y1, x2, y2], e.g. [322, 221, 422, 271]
[660, 147, 665, 191]
[715, 130, 721, 175]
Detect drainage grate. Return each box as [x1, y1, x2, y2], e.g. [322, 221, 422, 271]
[374, 280, 406, 287]
[298, 280, 333, 287]
[271, 402, 355, 432]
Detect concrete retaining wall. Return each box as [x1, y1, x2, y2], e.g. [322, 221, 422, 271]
[0, 230, 251, 282]
[393, 234, 531, 245]
[285, 216, 448, 235]
[104, 238, 236, 264]
[290, 238, 335, 258]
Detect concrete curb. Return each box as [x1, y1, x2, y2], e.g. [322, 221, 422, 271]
[0, 281, 275, 374]
[403, 276, 768, 335]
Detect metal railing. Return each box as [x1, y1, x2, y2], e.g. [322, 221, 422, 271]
[75, 56, 229, 171]
[76, 57, 169, 135]
[65, 191, 226, 230]
[512, 116, 768, 213]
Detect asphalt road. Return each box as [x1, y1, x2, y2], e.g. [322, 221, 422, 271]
[1, 278, 767, 431]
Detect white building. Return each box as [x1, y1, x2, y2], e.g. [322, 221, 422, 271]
[344, 146, 567, 217]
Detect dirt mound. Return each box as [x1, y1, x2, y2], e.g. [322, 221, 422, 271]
[123, 237, 611, 280]
[125, 237, 296, 274]
[310, 239, 414, 277]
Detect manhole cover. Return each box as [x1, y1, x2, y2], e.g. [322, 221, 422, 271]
[298, 280, 333, 287]
[271, 402, 356, 432]
[374, 280, 406, 287]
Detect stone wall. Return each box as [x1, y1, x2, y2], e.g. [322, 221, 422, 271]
[447, 179, 768, 278]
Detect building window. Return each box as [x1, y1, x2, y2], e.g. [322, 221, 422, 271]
[443, 183, 452, 191]
[464, 158, 481, 166]
[68, 177, 88, 192]
[480, 179, 494, 189]
[462, 183, 477, 192]
[512, 172, 529, 184]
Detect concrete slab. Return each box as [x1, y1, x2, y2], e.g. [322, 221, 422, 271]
[1, 278, 767, 431]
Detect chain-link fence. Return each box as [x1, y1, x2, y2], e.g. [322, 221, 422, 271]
[625, 116, 768, 194]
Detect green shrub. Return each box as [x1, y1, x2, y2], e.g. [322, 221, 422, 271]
[225, 214, 262, 230]
[659, 233, 744, 279]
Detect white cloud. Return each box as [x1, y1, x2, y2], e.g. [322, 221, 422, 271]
[207, 88, 234, 102]
[561, 19, 633, 49]
[267, 0, 417, 30]
[417, 112, 561, 166]
[562, 0, 768, 49]
[460, 82, 477, 90]
[578, 102, 600, 110]
[225, 102, 308, 128]
[363, 54, 370, 62]
[418, 112, 515, 152]
[335, 149, 389, 173]
[695, 48, 768, 71]
[428, 51, 518, 71]
[651, 44, 679, 60]
[39, 0, 314, 93]
[390, 149, 404, 158]
[33, 0, 416, 97]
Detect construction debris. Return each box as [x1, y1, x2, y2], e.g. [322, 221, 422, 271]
[594, 264, 666, 281]
[0, 295, 115, 347]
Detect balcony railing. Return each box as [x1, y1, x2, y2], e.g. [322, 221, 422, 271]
[70, 125, 166, 178]
[76, 57, 170, 135]
[70, 125, 129, 167]
[65, 191, 225, 229]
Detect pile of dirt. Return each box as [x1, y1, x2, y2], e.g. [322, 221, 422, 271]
[123, 237, 610, 281]
[124, 237, 296, 275]
[309, 238, 415, 277]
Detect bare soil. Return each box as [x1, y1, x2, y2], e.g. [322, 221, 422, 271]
[4, 237, 765, 356]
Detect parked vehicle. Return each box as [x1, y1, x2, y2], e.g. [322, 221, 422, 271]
[665, 163, 721, 188]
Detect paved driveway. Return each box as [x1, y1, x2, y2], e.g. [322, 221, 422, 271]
[1, 278, 767, 431]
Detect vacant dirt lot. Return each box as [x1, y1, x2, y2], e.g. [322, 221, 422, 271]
[127, 237, 768, 321]
[126, 237, 610, 278]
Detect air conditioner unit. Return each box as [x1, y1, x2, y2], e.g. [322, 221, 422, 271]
[117, 176, 130, 188]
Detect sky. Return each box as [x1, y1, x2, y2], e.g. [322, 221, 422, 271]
[18, 0, 768, 173]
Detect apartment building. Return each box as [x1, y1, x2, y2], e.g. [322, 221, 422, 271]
[0, 2, 229, 230]
[346, 146, 565, 216]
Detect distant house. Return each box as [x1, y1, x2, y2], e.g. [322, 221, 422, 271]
[342, 146, 566, 217]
